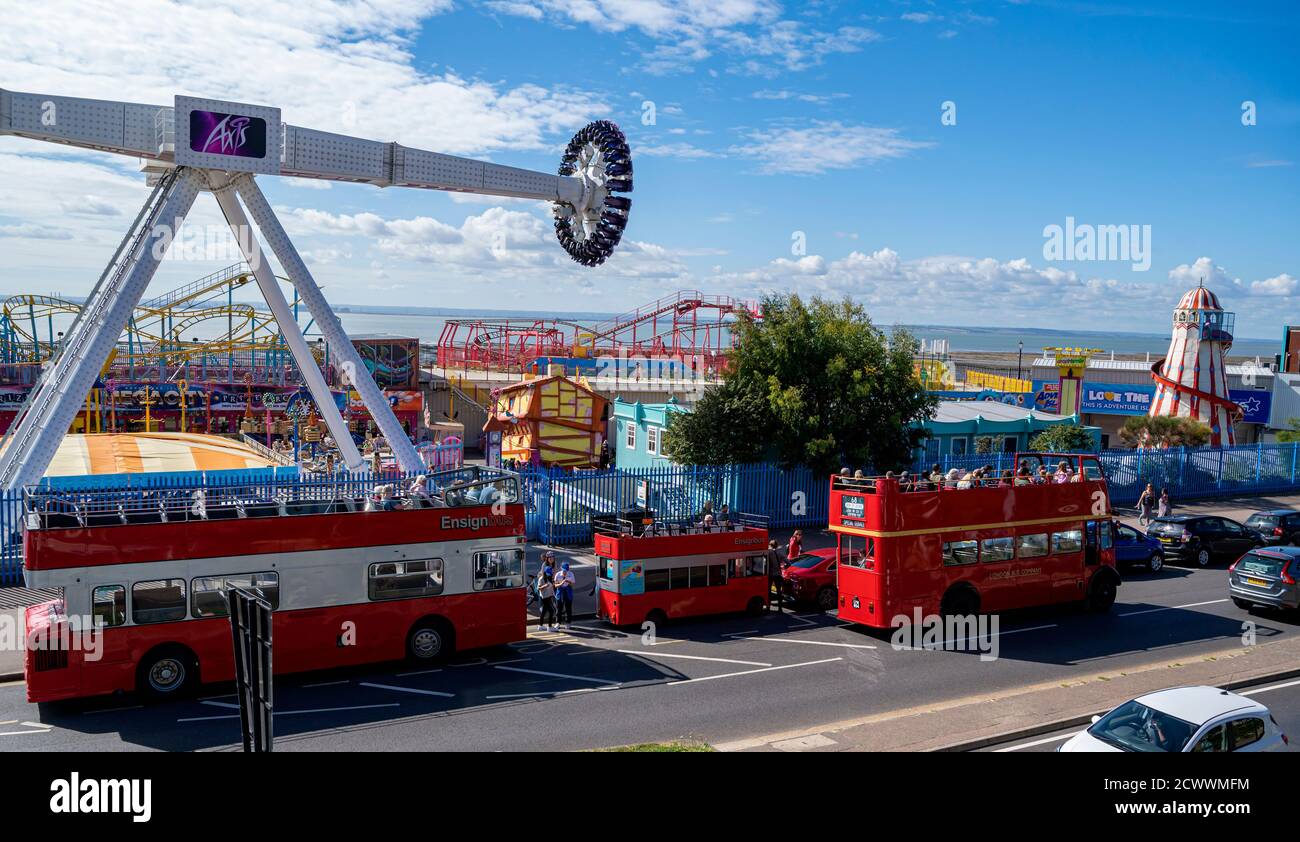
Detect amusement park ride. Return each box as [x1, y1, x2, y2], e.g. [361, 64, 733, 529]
[0, 87, 633, 489]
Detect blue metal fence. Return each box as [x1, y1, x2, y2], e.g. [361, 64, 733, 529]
[6, 443, 1300, 585]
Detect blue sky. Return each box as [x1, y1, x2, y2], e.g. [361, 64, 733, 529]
[1, 0, 1296, 336]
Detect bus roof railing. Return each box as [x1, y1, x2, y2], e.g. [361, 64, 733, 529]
[832, 454, 1105, 495]
[22, 466, 523, 530]
[592, 511, 768, 539]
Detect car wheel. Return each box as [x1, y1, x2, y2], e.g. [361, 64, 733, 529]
[1195, 546, 1212, 567]
[816, 587, 837, 612]
[137, 646, 197, 699]
[1147, 552, 1163, 573]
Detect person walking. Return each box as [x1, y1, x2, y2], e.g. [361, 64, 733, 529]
[1157, 488, 1171, 519]
[536, 563, 557, 632]
[766, 539, 785, 614]
[1137, 483, 1155, 526]
[787, 529, 803, 563]
[554, 558, 575, 628]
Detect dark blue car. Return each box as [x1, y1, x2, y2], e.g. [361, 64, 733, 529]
[1114, 522, 1164, 572]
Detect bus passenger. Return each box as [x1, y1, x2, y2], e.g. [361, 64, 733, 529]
[718, 504, 732, 525]
[929, 463, 943, 487]
[1053, 460, 1072, 484]
[999, 469, 1013, 487]
[956, 470, 974, 490]
[1014, 466, 1033, 486]
[408, 475, 433, 507]
[944, 468, 961, 489]
[1035, 466, 1049, 484]
[536, 564, 557, 632]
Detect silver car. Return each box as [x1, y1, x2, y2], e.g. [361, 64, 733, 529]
[1229, 547, 1300, 611]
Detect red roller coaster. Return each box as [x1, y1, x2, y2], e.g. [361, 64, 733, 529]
[435, 290, 759, 376]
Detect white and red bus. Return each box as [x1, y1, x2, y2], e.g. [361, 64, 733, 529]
[21, 468, 527, 702]
[594, 512, 772, 626]
[830, 453, 1120, 627]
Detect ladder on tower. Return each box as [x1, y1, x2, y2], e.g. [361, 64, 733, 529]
[0, 169, 184, 489]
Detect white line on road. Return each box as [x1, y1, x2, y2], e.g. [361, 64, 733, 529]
[82, 705, 145, 715]
[494, 665, 621, 686]
[993, 732, 1073, 752]
[0, 728, 51, 737]
[394, 669, 442, 677]
[177, 703, 400, 723]
[302, 680, 351, 687]
[1119, 598, 1229, 618]
[1240, 678, 1300, 696]
[616, 649, 772, 667]
[201, 700, 241, 710]
[668, 657, 843, 686]
[359, 682, 455, 698]
[484, 687, 615, 700]
[731, 635, 876, 650]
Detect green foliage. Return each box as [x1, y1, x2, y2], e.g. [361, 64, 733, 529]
[974, 436, 1000, 455]
[1028, 424, 1098, 453]
[1119, 415, 1212, 449]
[1277, 418, 1300, 444]
[667, 294, 936, 473]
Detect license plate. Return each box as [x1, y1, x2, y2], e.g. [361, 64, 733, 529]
[1244, 577, 1269, 588]
[1159, 537, 1175, 544]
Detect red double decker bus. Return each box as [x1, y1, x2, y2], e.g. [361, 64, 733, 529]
[594, 513, 772, 626]
[830, 453, 1120, 627]
[21, 468, 527, 702]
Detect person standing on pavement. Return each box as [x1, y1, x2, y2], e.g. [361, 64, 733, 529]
[787, 529, 802, 564]
[1137, 483, 1155, 526]
[766, 539, 785, 613]
[1157, 488, 1171, 519]
[554, 558, 576, 628]
[536, 563, 557, 632]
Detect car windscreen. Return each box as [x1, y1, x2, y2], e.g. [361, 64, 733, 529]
[788, 554, 824, 569]
[1087, 700, 1197, 752]
[1245, 515, 1279, 530]
[1149, 520, 1186, 535]
[1237, 553, 1288, 577]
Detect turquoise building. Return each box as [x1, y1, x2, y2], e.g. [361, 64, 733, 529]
[611, 397, 688, 469]
[916, 400, 1101, 463]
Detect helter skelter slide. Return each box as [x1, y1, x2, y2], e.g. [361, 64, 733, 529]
[0, 88, 632, 487]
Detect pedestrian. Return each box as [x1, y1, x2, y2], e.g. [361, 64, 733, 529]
[536, 563, 557, 632]
[1137, 483, 1155, 526]
[1157, 488, 1171, 519]
[553, 557, 575, 628]
[766, 539, 785, 614]
[787, 529, 802, 564]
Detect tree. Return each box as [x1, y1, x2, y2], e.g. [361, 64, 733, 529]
[667, 294, 936, 473]
[974, 436, 1000, 455]
[1028, 424, 1097, 453]
[1277, 418, 1300, 444]
[1119, 415, 1211, 449]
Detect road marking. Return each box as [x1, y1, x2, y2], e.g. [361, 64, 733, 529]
[201, 700, 241, 710]
[81, 704, 144, 716]
[395, 668, 443, 677]
[494, 665, 621, 686]
[449, 657, 487, 668]
[993, 732, 1074, 752]
[0, 727, 50, 737]
[1240, 678, 1300, 696]
[484, 687, 613, 700]
[668, 657, 842, 686]
[303, 680, 351, 687]
[359, 682, 455, 698]
[731, 635, 876, 650]
[1119, 598, 1229, 617]
[616, 649, 772, 667]
[177, 703, 399, 723]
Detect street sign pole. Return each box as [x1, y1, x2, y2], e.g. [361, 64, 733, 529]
[226, 586, 274, 752]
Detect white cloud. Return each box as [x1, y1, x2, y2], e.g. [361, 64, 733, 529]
[731, 121, 933, 174]
[901, 12, 939, 23]
[637, 142, 721, 159]
[1251, 273, 1297, 296]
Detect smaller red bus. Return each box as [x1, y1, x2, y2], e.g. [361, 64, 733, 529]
[594, 513, 772, 626]
[831, 453, 1120, 628]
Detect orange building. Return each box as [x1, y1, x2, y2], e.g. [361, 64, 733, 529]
[484, 374, 607, 467]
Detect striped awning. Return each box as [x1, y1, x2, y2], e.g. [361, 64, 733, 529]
[4, 433, 278, 477]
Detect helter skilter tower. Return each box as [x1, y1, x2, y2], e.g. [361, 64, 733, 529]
[0, 88, 632, 490]
[1149, 284, 1241, 446]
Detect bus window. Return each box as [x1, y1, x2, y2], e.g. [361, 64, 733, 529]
[598, 558, 616, 581]
[943, 540, 978, 565]
[841, 536, 875, 569]
[1098, 522, 1113, 551]
[368, 560, 444, 600]
[1081, 458, 1104, 481]
[92, 585, 125, 627]
[1017, 533, 1048, 558]
[981, 537, 1014, 562]
[689, 567, 709, 588]
[746, 555, 767, 577]
[645, 568, 670, 591]
[709, 564, 727, 586]
[473, 549, 524, 590]
[192, 572, 281, 618]
[670, 567, 689, 590]
[1051, 530, 1083, 554]
[132, 579, 186, 624]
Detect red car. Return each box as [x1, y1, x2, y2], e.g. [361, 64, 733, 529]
[782, 548, 858, 610]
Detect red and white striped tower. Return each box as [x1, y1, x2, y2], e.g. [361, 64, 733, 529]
[1149, 284, 1241, 446]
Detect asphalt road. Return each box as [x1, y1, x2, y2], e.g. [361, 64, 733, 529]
[2, 543, 1297, 751]
[979, 677, 1300, 752]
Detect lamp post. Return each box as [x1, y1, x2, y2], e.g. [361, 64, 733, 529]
[1017, 340, 1024, 383]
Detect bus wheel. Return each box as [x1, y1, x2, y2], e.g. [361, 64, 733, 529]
[816, 587, 837, 612]
[1085, 573, 1118, 613]
[644, 609, 668, 629]
[407, 619, 454, 663]
[745, 597, 765, 616]
[137, 646, 197, 699]
[940, 586, 979, 618]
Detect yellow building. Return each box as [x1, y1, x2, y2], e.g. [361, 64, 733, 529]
[484, 374, 608, 467]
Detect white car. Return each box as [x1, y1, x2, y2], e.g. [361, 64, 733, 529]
[1059, 686, 1289, 752]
